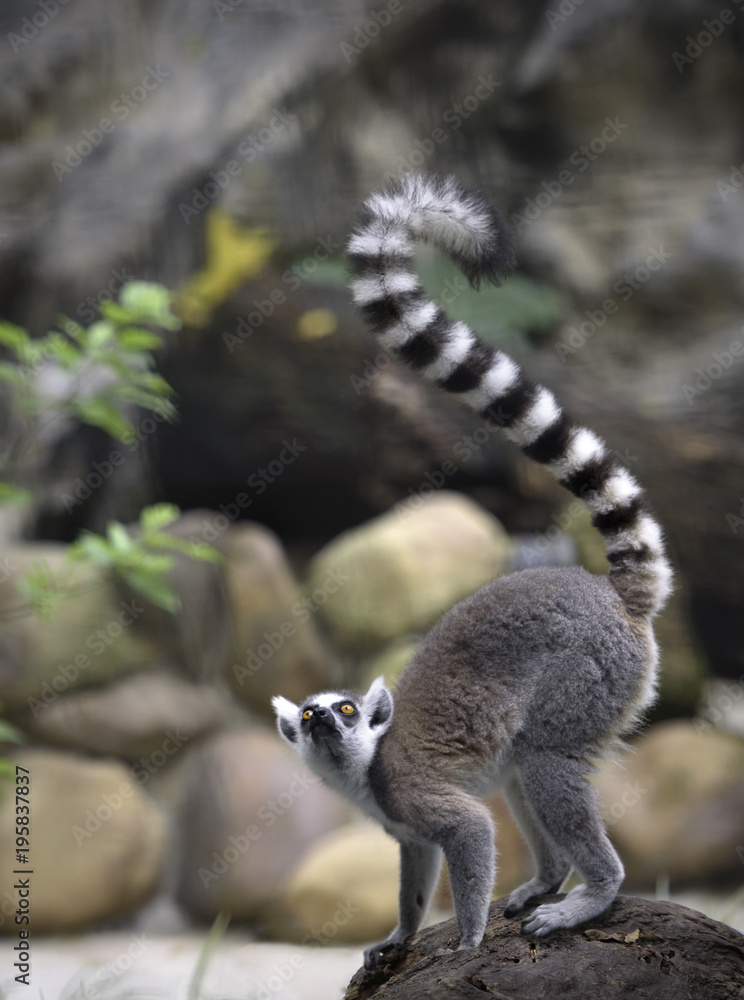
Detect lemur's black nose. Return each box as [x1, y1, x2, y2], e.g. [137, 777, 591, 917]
[316, 706, 332, 720]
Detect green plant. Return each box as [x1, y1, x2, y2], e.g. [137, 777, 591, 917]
[0, 281, 219, 617]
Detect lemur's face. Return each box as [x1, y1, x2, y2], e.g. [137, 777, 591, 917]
[272, 677, 393, 780]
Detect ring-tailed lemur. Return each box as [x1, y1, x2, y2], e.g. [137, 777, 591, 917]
[273, 174, 672, 971]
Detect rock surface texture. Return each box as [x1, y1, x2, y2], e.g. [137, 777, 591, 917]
[344, 895, 744, 1000]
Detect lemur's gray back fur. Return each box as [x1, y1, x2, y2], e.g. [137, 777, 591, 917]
[347, 173, 672, 618]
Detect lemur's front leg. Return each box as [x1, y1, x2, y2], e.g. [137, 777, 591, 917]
[363, 840, 442, 971]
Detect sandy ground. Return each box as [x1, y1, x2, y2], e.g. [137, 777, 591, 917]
[1, 892, 741, 1000]
[0, 933, 363, 1000]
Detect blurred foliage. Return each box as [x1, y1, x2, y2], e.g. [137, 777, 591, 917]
[300, 252, 564, 347]
[0, 282, 219, 618]
[176, 208, 277, 326]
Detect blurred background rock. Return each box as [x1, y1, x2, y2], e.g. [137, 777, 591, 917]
[0, 0, 743, 951]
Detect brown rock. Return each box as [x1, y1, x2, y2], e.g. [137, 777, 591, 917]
[594, 721, 744, 885]
[22, 668, 222, 759]
[0, 749, 165, 933]
[175, 728, 351, 922]
[344, 895, 744, 1000]
[224, 523, 338, 716]
[0, 544, 157, 712]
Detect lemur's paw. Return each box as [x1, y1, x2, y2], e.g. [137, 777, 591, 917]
[504, 878, 560, 918]
[363, 939, 407, 972]
[520, 901, 574, 937]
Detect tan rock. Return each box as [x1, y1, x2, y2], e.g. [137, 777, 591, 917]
[306, 492, 511, 647]
[175, 729, 350, 922]
[279, 823, 400, 944]
[0, 544, 157, 712]
[593, 721, 744, 885]
[224, 523, 339, 716]
[0, 749, 165, 932]
[23, 669, 222, 759]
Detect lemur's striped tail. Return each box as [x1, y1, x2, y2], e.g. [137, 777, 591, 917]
[347, 174, 672, 618]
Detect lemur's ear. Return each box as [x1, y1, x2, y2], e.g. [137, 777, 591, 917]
[272, 695, 300, 745]
[364, 676, 394, 732]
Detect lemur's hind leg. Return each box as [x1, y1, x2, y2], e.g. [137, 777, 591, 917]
[502, 772, 571, 918]
[515, 752, 623, 937]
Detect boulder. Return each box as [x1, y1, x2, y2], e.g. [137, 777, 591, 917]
[22, 668, 222, 760]
[119, 509, 233, 682]
[175, 729, 350, 922]
[344, 895, 744, 1000]
[224, 523, 339, 716]
[306, 493, 511, 648]
[276, 824, 400, 945]
[594, 721, 744, 885]
[0, 544, 158, 712]
[0, 749, 165, 933]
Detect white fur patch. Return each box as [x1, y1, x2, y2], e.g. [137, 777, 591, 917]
[547, 427, 606, 481]
[503, 387, 561, 447]
[350, 271, 418, 306]
[604, 513, 664, 556]
[376, 300, 439, 350]
[586, 469, 642, 515]
[460, 352, 520, 410]
[421, 322, 475, 381]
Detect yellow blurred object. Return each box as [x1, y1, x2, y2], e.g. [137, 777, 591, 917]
[176, 209, 277, 326]
[296, 308, 338, 340]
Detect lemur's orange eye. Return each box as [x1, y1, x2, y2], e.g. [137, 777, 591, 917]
[340, 704, 355, 715]
[302, 709, 314, 721]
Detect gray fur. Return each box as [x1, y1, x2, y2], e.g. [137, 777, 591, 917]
[272, 176, 669, 967]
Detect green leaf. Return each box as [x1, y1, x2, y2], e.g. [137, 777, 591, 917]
[0, 719, 24, 744]
[121, 567, 180, 612]
[140, 504, 180, 533]
[0, 757, 16, 781]
[117, 329, 164, 351]
[0, 482, 33, 506]
[119, 282, 181, 330]
[86, 321, 115, 351]
[149, 534, 222, 563]
[0, 362, 27, 385]
[69, 532, 115, 567]
[106, 521, 135, 554]
[73, 397, 134, 441]
[0, 322, 30, 353]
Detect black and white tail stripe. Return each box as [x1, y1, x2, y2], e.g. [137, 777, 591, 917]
[347, 174, 672, 618]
